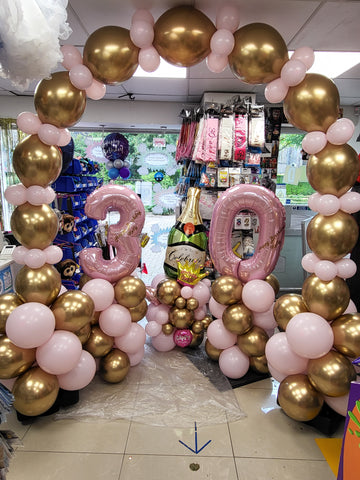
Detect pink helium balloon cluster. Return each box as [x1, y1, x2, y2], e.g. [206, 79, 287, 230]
[301, 118, 355, 155]
[12, 245, 63, 269]
[301, 252, 357, 281]
[130, 9, 160, 73]
[16, 111, 71, 147]
[5, 184, 55, 206]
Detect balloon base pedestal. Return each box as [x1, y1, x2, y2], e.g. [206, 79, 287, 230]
[16, 389, 80, 425]
[302, 403, 344, 436]
[227, 369, 270, 389]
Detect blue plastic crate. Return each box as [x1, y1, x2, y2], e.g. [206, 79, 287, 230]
[53, 176, 83, 192]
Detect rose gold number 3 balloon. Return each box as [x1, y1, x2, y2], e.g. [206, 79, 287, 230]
[79, 185, 145, 283]
[209, 185, 286, 283]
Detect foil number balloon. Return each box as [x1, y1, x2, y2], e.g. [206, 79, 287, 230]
[79, 185, 145, 283]
[209, 184, 286, 283]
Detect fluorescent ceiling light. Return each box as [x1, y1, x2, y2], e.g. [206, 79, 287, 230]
[290, 51, 360, 78]
[134, 58, 187, 78]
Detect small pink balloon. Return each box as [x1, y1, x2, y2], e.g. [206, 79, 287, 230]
[131, 9, 154, 25]
[326, 118, 355, 145]
[291, 46, 315, 69]
[38, 123, 61, 146]
[192, 282, 211, 307]
[6, 302, 55, 348]
[308, 192, 321, 211]
[202, 278, 211, 287]
[151, 331, 176, 352]
[216, 4, 240, 33]
[44, 245, 63, 264]
[58, 129, 71, 147]
[242, 280, 275, 313]
[138, 46, 161, 72]
[206, 319, 237, 350]
[36, 330, 83, 375]
[252, 304, 277, 330]
[12, 246, 28, 265]
[81, 279, 115, 312]
[61, 45, 83, 70]
[99, 304, 131, 337]
[25, 249, 47, 269]
[314, 260, 338, 281]
[181, 286, 193, 299]
[281, 59, 306, 87]
[301, 131, 327, 154]
[194, 306, 206, 321]
[208, 297, 227, 318]
[130, 20, 154, 48]
[173, 329, 193, 348]
[146, 303, 170, 325]
[268, 362, 287, 383]
[69, 64, 93, 90]
[264, 78, 289, 103]
[26, 185, 47, 205]
[340, 191, 360, 213]
[86, 79, 106, 100]
[114, 323, 146, 354]
[301, 252, 320, 273]
[4, 184, 27, 205]
[128, 347, 145, 366]
[57, 350, 96, 390]
[324, 393, 350, 417]
[206, 53, 228, 73]
[219, 345, 250, 379]
[43, 186, 56, 204]
[210, 29, 234, 56]
[145, 320, 162, 337]
[265, 332, 308, 375]
[16, 111, 41, 134]
[336, 258, 357, 279]
[316, 194, 340, 216]
[344, 298, 357, 314]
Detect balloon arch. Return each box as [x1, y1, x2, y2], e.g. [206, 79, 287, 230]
[2, 4, 360, 422]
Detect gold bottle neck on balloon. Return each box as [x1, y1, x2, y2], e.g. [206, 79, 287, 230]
[178, 187, 203, 226]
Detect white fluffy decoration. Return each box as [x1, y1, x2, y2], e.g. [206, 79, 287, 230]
[0, 0, 72, 90]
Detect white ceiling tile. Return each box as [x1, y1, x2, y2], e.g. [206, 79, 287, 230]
[121, 78, 188, 96]
[189, 78, 257, 96]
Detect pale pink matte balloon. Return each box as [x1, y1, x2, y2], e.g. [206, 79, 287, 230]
[202, 278, 211, 287]
[286, 312, 334, 359]
[38, 123, 61, 146]
[81, 279, 115, 312]
[58, 129, 71, 147]
[114, 323, 146, 354]
[210, 29, 234, 56]
[268, 362, 287, 383]
[4, 184, 27, 205]
[301, 252, 320, 273]
[291, 46, 315, 69]
[145, 303, 170, 325]
[344, 298, 357, 314]
[151, 331, 176, 352]
[314, 260, 338, 281]
[151, 273, 168, 288]
[206, 53, 228, 73]
[138, 46, 161, 72]
[281, 59, 307, 86]
[61, 45, 83, 70]
[44, 245, 63, 264]
[264, 78, 289, 103]
[301, 131, 327, 154]
[192, 282, 211, 307]
[99, 304, 132, 337]
[194, 306, 206, 321]
[24, 249, 47, 269]
[86, 79, 106, 100]
[43, 187, 56, 204]
[128, 347, 145, 366]
[6, 302, 55, 348]
[219, 345, 250, 379]
[36, 330, 83, 375]
[339, 191, 360, 214]
[12, 246, 28, 265]
[324, 393, 350, 417]
[316, 194, 340, 216]
[252, 304, 277, 330]
[131, 9, 154, 25]
[265, 332, 309, 375]
[308, 192, 321, 211]
[216, 4, 240, 32]
[326, 118, 355, 145]
[16, 111, 41, 134]
[145, 320, 162, 337]
[57, 350, 96, 390]
[181, 286, 193, 299]
[208, 297, 227, 319]
[206, 319, 237, 350]
[69, 64, 93, 90]
[242, 280, 275, 313]
[130, 20, 154, 48]
[336, 258, 357, 279]
[26, 185, 48, 205]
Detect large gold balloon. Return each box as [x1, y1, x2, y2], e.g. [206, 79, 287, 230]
[12, 135, 62, 188]
[273, 294, 308, 331]
[211, 275, 243, 305]
[302, 274, 349, 321]
[156, 278, 181, 306]
[205, 339, 222, 361]
[188, 331, 204, 348]
[332, 313, 360, 358]
[265, 274, 280, 296]
[201, 315, 213, 330]
[99, 348, 130, 383]
[84, 326, 113, 358]
[191, 320, 204, 334]
[128, 299, 148, 322]
[237, 326, 269, 357]
[228, 23, 288, 84]
[307, 143, 359, 197]
[51, 290, 95, 332]
[34, 71, 86, 128]
[283, 73, 340, 132]
[0, 336, 36, 379]
[223, 303, 253, 335]
[13, 367, 59, 416]
[169, 306, 193, 329]
[15, 264, 61, 306]
[308, 351, 356, 397]
[249, 355, 269, 374]
[90, 310, 101, 326]
[175, 296, 186, 309]
[153, 6, 215, 67]
[307, 212, 358, 262]
[114, 276, 146, 308]
[83, 26, 139, 84]
[11, 203, 59, 249]
[74, 322, 91, 345]
[0, 293, 23, 334]
[278, 374, 324, 422]
[79, 274, 92, 289]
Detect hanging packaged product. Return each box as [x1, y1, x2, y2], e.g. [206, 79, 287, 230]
[233, 103, 248, 162]
[192, 113, 206, 163]
[203, 104, 220, 164]
[218, 105, 234, 162]
[248, 105, 265, 149]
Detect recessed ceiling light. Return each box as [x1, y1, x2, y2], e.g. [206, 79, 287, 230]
[133, 58, 187, 79]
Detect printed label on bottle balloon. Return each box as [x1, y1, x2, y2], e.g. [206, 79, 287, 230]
[165, 245, 206, 272]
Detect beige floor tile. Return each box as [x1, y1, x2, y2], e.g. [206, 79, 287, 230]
[120, 454, 238, 480]
[7, 451, 123, 480]
[21, 417, 130, 453]
[126, 421, 233, 457]
[235, 457, 335, 480]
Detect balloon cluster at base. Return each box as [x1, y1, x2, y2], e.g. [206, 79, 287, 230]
[103, 133, 131, 180]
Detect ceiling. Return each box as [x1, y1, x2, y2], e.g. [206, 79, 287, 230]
[1, 0, 360, 110]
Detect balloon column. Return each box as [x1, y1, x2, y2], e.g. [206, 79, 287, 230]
[103, 133, 132, 180]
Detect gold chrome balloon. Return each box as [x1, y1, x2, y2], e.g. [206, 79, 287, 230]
[273, 294, 308, 331]
[99, 348, 130, 383]
[153, 6, 215, 67]
[114, 276, 146, 308]
[211, 275, 243, 305]
[265, 274, 280, 296]
[84, 326, 113, 358]
[283, 73, 340, 132]
[332, 313, 360, 358]
[90, 311, 101, 326]
[278, 374, 324, 422]
[12, 135, 62, 188]
[169, 306, 193, 329]
[191, 320, 204, 334]
[162, 323, 174, 335]
[51, 290, 95, 332]
[11, 203, 59, 249]
[223, 303, 253, 335]
[307, 212, 358, 262]
[201, 315, 213, 330]
[237, 326, 269, 357]
[74, 322, 91, 345]
[83, 26, 139, 84]
[186, 298, 199, 311]
[188, 331, 204, 348]
[156, 278, 181, 306]
[0, 336, 36, 379]
[307, 143, 359, 197]
[15, 264, 61, 306]
[228, 23, 288, 84]
[308, 351, 356, 397]
[34, 71, 86, 128]
[128, 299, 148, 322]
[250, 355, 269, 374]
[302, 274, 350, 321]
[79, 274, 93, 289]
[0, 293, 23, 334]
[175, 296, 186, 309]
[205, 339, 222, 361]
[13, 367, 59, 416]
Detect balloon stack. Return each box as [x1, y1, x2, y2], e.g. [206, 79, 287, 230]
[103, 133, 131, 180]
